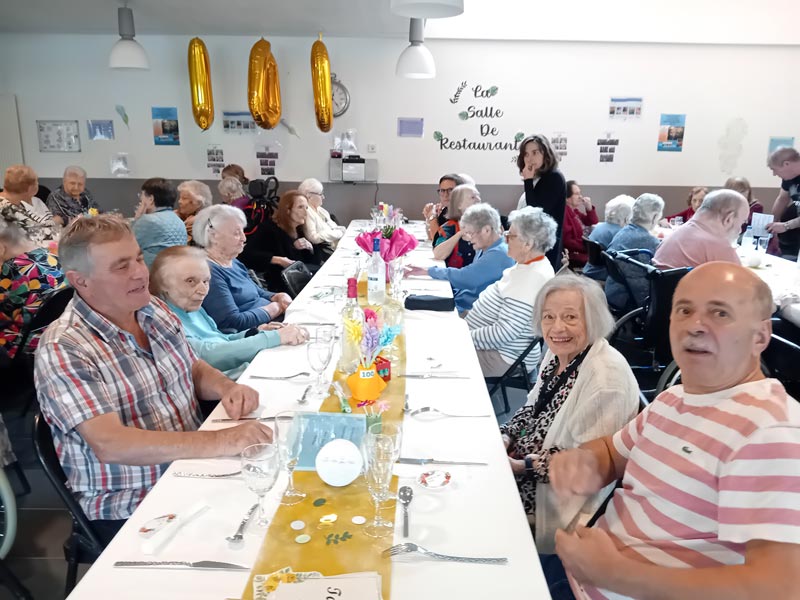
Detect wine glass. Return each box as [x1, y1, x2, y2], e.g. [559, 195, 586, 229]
[307, 339, 333, 401]
[314, 325, 336, 344]
[362, 433, 397, 538]
[240, 443, 280, 527]
[273, 412, 307, 505]
[380, 302, 403, 362]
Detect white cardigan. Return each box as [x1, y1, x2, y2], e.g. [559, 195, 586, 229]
[525, 338, 639, 553]
[303, 205, 345, 246]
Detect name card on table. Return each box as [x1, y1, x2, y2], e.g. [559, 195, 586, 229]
[295, 412, 367, 471]
[751, 213, 774, 238]
[272, 573, 381, 599]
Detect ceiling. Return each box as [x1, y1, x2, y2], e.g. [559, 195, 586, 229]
[0, 0, 410, 37]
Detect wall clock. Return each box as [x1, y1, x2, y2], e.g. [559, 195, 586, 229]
[331, 73, 350, 117]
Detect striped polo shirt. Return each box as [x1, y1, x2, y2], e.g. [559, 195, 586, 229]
[574, 378, 800, 600]
[465, 259, 554, 372]
[34, 294, 203, 520]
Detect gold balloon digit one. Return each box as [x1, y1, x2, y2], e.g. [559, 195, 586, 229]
[248, 38, 282, 130]
[310, 33, 333, 132]
[187, 37, 214, 130]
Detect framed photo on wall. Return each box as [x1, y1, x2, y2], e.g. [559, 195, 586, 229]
[37, 120, 81, 152]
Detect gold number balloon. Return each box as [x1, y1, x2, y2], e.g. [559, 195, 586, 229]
[310, 33, 333, 132]
[248, 38, 282, 129]
[187, 37, 214, 130]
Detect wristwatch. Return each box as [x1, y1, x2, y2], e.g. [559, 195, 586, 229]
[524, 455, 535, 477]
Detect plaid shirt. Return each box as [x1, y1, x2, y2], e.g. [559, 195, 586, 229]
[34, 294, 203, 520]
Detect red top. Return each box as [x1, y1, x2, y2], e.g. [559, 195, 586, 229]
[562, 205, 598, 267]
[664, 206, 695, 223]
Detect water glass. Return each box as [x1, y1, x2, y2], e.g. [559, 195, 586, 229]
[362, 433, 397, 538]
[669, 217, 683, 227]
[757, 236, 769, 253]
[307, 339, 333, 400]
[273, 412, 307, 505]
[314, 325, 336, 344]
[241, 443, 280, 527]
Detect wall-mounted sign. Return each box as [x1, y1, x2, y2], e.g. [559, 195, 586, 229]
[37, 120, 81, 152]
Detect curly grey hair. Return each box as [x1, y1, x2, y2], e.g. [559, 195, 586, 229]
[604, 195, 635, 226]
[177, 180, 213, 210]
[531, 273, 615, 343]
[631, 193, 665, 230]
[508, 206, 557, 254]
[192, 204, 246, 248]
[448, 184, 481, 221]
[460, 203, 502, 236]
[218, 177, 245, 201]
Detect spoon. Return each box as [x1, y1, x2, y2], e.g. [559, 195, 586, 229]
[226, 503, 258, 548]
[250, 372, 310, 381]
[409, 406, 491, 419]
[398, 486, 414, 538]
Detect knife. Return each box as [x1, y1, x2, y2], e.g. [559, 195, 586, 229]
[397, 373, 469, 379]
[211, 417, 269, 423]
[114, 560, 249, 571]
[290, 321, 336, 326]
[397, 458, 489, 466]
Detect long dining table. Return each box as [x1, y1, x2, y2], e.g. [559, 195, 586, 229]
[65, 219, 549, 599]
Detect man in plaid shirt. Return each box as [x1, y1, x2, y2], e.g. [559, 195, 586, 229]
[35, 215, 272, 544]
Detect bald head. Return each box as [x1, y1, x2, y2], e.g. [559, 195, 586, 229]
[670, 262, 774, 394]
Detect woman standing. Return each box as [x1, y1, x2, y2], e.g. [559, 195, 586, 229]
[516, 135, 567, 270]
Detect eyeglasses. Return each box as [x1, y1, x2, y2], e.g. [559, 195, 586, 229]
[461, 229, 478, 239]
[504, 232, 519, 240]
[310, 191, 325, 198]
[437, 188, 454, 195]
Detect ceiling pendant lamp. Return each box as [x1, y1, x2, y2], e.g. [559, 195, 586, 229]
[396, 18, 435, 79]
[390, 0, 464, 19]
[109, 6, 150, 69]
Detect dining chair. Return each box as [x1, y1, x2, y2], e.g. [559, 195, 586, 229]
[485, 337, 542, 416]
[281, 261, 314, 298]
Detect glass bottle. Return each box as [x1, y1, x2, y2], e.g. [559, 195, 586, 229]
[338, 278, 364, 374]
[367, 237, 386, 305]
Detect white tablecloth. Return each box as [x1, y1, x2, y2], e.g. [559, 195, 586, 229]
[66, 220, 548, 600]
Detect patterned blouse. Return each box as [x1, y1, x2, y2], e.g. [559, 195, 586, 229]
[0, 247, 65, 358]
[499, 352, 586, 520]
[0, 199, 58, 246]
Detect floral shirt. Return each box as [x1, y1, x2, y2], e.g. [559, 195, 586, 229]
[0, 248, 65, 358]
[499, 353, 585, 520]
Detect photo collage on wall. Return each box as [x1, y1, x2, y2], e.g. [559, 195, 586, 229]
[597, 136, 620, 162]
[551, 133, 568, 158]
[207, 144, 225, 175]
[223, 110, 257, 133]
[255, 145, 279, 177]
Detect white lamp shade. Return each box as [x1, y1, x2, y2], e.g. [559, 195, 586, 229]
[109, 39, 150, 69]
[390, 0, 463, 18]
[396, 43, 436, 79]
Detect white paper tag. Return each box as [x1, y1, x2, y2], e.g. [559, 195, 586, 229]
[272, 573, 381, 599]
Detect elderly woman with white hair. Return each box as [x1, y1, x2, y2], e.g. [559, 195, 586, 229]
[218, 177, 250, 211]
[150, 246, 308, 379]
[583, 195, 635, 281]
[408, 203, 514, 313]
[298, 178, 345, 250]
[176, 180, 213, 243]
[192, 204, 292, 332]
[432, 183, 481, 267]
[500, 273, 638, 552]
[466, 207, 557, 377]
[46, 165, 99, 226]
[604, 193, 665, 311]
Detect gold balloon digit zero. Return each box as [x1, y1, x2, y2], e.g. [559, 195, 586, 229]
[187, 37, 214, 130]
[310, 34, 333, 132]
[248, 38, 282, 130]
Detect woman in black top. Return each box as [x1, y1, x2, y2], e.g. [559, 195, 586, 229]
[516, 135, 567, 270]
[240, 189, 322, 292]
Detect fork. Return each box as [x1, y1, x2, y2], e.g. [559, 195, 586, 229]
[172, 471, 241, 479]
[249, 372, 310, 380]
[382, 542, 507, 565]
[409, 406, 491, 419]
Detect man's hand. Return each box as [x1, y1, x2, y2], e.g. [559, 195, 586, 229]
[219, 383, 260, 420]
[272, 293, 292, 311]
[767, 221, 790, 235]
[549, 448, 607, 499]
[216, 421, 274, 455]
[556, 526, 625, 590]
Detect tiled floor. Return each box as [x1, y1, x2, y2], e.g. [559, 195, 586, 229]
[0, 387, 526, 600]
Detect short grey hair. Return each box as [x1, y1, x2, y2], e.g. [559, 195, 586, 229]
[508, 206, 557, 254]
[604, 195, 635, 226]
[532, 273, 615, 343]
[460, 203, 501, 235]
[298, 178, 323, 197]
[64, 165, 86, 179]
[192, 204, 246, 248]
[218, 177, 245, 199]
[0, 219, 29, 246]
[448, 184, 481, 221]
[698, 189, 747, 219]
[631, 194, 665, 228]
[177, 180, 213, 209]
[768, 146, 800, 166]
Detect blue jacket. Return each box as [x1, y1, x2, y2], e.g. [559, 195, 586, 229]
[428, 238, 514, 312]
[203, 259, 276, 332]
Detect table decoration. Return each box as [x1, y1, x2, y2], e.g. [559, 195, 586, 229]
[355, 226, 418, 282]
[345, 308, 399, 402]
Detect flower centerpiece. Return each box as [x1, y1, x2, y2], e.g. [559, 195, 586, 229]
[357, 399, 390, 430]
[355, 224, 418, 282]
[345, 308, 401, 402]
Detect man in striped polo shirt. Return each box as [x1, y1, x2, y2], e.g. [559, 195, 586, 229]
[543, 261, 800, 599]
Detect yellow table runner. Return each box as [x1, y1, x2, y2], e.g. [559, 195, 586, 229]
[241, 335, 406, 600]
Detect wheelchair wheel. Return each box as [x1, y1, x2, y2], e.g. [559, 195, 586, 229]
[0, 468, 18, 559]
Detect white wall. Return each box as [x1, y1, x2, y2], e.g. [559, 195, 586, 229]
[1, 32, 798, 189]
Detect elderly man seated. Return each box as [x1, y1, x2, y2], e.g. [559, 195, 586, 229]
[150, 246, 308, 378]
[654, 189, 748, 269]
[34, 215, 272, 544]
[46, 165, 99, 226]
[407, 203, 514, 313]
[541, 261, 800, 600]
